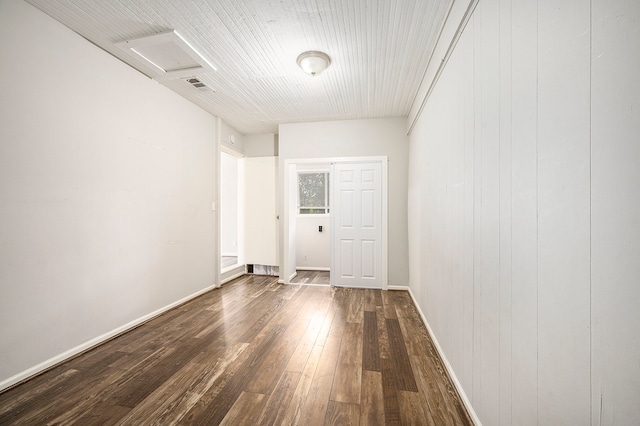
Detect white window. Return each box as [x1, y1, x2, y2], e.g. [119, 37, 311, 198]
[298, 172, 330, 215]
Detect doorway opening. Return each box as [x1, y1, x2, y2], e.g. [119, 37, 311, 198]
[290, 163, 331, 285]
[282, 156, 388, 289]
[220, 149, 244, 283]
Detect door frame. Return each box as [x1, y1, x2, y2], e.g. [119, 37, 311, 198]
[282, 156, 388, 289]
[218, 145, 245, 286]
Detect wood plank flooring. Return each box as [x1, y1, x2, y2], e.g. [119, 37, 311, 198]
[0, 275, 472, 425]
[291, 270, 330, 285]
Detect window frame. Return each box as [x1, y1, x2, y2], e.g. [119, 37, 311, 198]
[297, 170, 330, 216]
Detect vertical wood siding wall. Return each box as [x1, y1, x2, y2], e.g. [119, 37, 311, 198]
[407, 0, 640, 424]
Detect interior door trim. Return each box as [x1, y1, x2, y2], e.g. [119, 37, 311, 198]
[281, 156, 388, 290]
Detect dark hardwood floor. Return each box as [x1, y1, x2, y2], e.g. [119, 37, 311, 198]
[291, 270, 330, 285]
[0, 275, 472, 425]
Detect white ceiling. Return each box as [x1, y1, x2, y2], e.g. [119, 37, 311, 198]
[26, 0, 452, 135]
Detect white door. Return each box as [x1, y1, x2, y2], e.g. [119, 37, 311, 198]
[332, 162, 382, 288]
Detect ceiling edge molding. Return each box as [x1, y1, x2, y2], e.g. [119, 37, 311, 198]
[407, 0, 480, 136]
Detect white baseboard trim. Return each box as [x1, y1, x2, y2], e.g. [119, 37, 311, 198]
[295, 267, 330, 271]
[0, 282, 218, 393]
[404, 286, 482, 426]
[221, 263, 244, 275]
[387, 285, 410, 291]
[288, 282, 330, 287]
[288, 271, 298, 282]
[220, 270, 245, 285]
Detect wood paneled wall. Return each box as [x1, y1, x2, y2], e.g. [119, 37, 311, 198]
[407, 0, 640, 424]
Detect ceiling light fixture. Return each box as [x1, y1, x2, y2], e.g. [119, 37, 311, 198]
[296, 51, 331, 77]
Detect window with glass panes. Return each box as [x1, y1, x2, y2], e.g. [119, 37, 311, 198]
[298, 172, 330, 214]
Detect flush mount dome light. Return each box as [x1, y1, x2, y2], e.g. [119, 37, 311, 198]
[296, 51, 331, 76]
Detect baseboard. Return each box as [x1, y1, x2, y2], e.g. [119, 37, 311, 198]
[405, 287, 482, 426]
[288, 282, 330, 287]
[0, 282, 218, 393]
[288, 271, 297, 282]
[220, 270, 245, 285]
[387, 285, 410, 291]
[295, 267, 330, 271]
[221, 263, 244, 275]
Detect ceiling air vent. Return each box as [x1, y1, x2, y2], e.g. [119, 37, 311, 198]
[184, 77, 213, 92]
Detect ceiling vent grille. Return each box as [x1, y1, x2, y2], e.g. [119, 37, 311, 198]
[184, 77, 213, 92]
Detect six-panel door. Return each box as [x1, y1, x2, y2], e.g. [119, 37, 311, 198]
[332, 162, 382, 288]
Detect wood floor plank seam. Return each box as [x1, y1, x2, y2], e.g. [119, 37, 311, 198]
[189, 324, 289, 425]
[385, 318, 419, 393]
[0, 274, 473, 426]
[363, 310, 382, 372]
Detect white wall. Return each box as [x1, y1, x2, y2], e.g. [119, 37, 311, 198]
[244, 133, 278, 157]
[220, 152, 238, 256]
[296, 215, 330, 269]
[0, 0, 217, 389]
[279, 118, 409, 286]
[220, 120, 244, 154]
[407, 0, 640, 424]
[590, 1, 640, 423]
